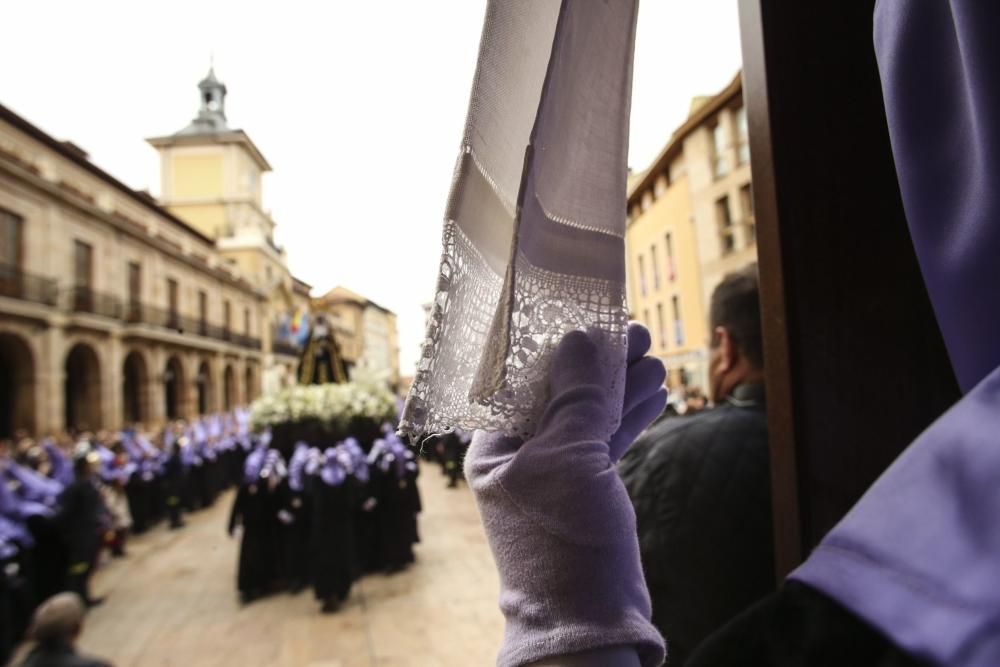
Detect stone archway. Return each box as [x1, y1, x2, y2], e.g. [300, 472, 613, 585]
[65, 343, 102, 432]
[122, 350, 149, 426]
[0, 333, 35, 438]
[195, 360, 214, 416]
[223, 364, 236, 412]
[244, 364, 257, 404]
[164, 355, 186, 420]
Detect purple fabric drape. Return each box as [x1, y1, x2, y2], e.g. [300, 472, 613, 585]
[790, 3, 1000, 666]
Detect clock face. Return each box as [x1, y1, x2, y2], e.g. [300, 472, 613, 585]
[208, 99, 220, 111]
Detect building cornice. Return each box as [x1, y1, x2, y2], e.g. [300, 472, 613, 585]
[0, 156, 265, 300]
[627, 71, 743, 207]
[146, 129, 272, 172]
[215, 236, 285, 264]
[0, 103, 218, 246]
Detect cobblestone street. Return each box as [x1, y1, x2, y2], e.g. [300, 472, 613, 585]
[39, 471, 502, 667]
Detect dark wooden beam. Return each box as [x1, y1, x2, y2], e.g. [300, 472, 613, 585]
[738, 0, 961, 579]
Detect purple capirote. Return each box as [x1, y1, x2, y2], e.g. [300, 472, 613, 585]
[790, 3, 1000, 666]
[466, 323, 667, 667]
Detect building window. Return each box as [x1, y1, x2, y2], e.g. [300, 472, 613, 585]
[665, 232, 676, 282]
[716, 196, 735, 255]
[244, 307, 251, 336]
[736, 105, 750, 165]
[73, 240, 93, 311]
[672, 295, 684, 346]
[198, 290, 208, 335]
[740, 184, 756, 245]
[167, 278, 179, 328]
[223, 300, 232, 339]
[127, 262, 141, 321]
[643, 308, 651, 332]
[656, 303, 666, 350]
[638, 254, 647, 296]
[654, 173, 669, 197]
[641, 190, 654, 212]
[650, 244, 661, 290]
[0, 209, 22, 269]
[74, 241, 92, 288]
[713, 121, 728, 178]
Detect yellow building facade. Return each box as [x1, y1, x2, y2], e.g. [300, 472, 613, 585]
[314, 286, 401, 390]
[147, 69, 312, 394]
[626, 73, 755, 394]
[627, 157, 708, 390]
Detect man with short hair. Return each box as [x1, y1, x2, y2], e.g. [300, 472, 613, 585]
[619, 264, 774, 666]
[56, 446, 107, 608]
[17, 592, 111, 667]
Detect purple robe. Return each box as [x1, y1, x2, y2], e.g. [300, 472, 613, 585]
[6, 463, 62, 506]
[42, 440, 74, 486]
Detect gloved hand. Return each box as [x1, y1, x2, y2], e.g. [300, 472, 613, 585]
[466, 322, 668, 667]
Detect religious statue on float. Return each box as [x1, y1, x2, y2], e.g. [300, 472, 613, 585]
[297, 313, 348, 385]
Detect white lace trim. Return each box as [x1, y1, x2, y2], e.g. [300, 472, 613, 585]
[536, 196, 626, 239]
[399, 220, 627, 440]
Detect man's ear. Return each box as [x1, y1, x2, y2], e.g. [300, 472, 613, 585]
[714, 326, 736, 372]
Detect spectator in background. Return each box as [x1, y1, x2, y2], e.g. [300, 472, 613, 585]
[683, 387, 707, 414]
[57, 446, 108, 608]
[17, 592, 111, 667]
[618, 265, 773, 666]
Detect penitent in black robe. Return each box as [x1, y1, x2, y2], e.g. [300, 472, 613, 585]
[308, 476, 356, 603]
[228, 481, 282, 597]
[281, 488, 312, 592]
[375, 467, 418, 572]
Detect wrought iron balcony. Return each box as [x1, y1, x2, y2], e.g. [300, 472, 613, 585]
[232, 333, 262, 351]
[272, 339, 301, 357]
[0, 264, 58, 306]
[68, 286, 123, 319]
[122, 303, 260, 349]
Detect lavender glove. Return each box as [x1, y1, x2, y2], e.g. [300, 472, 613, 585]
[466, 323, 668, 667]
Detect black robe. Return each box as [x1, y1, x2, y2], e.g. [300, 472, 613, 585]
[308, 476, 356, 602]
[124, 472, 149, 533]
[375, 466, 417, 571]
[686, 581, 930, 667]
[282, 488, 312, 591]
[354, 473, 380, 574]
[162, 450, 184, 527]
[228, 480, 282, 596]
[56, 479, 104, 573]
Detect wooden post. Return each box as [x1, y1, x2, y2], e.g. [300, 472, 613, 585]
[738, 0, 961, 578]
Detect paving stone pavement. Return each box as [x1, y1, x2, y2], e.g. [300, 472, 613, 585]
[19, 468, 503, 667]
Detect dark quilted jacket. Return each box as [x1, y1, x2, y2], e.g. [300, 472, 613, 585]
[619, 383, 775, 666]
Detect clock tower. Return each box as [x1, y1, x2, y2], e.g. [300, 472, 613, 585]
[147, 67, 312, 394]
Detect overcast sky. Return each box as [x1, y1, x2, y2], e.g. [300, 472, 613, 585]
[0, 1, 742, 375]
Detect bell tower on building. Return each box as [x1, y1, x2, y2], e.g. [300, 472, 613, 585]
[146, 66, 275, 250]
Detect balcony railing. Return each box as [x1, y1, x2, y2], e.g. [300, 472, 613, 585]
[0, 271, 261, 350]
[272, 339, 301, 357]
[120, 303, 261, 350]
[0, 264, 58, 306]
[232, 333, 262, 351]
[68, 286, 123, 319]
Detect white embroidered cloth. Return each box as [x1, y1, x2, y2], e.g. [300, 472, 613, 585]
[400, 0, 638, 440]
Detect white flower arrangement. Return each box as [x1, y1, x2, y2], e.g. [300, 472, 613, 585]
[250, 379, 397, 431]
